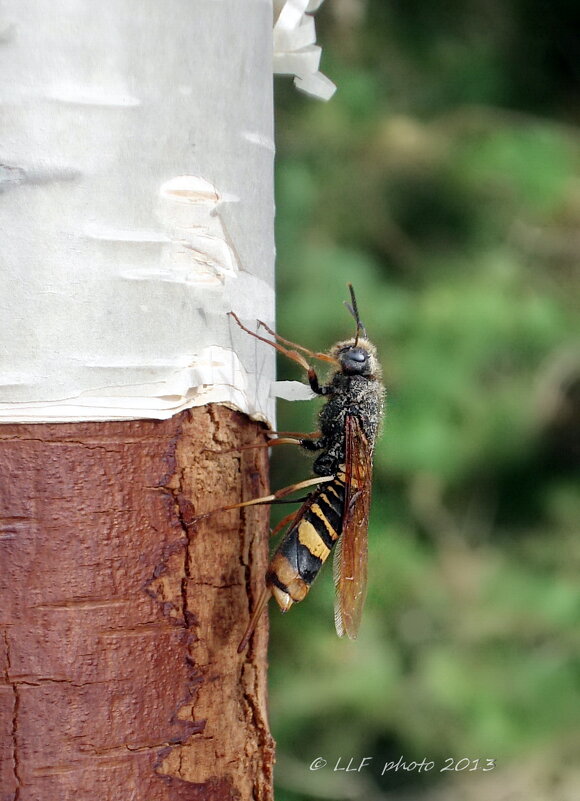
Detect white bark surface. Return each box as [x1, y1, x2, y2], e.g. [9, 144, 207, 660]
[0, 0, 276, 423]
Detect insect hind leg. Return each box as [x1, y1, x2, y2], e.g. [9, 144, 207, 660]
[191, 475, 333, 522]
[238, 586, 272, 653]
[270, 509, 300, 538]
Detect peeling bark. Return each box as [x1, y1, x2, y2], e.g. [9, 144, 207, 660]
[0, 406, 274, 801]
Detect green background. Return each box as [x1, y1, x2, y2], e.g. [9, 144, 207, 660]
[268, 1, 580, 799]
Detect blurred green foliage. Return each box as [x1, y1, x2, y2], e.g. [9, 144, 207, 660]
[268, 1, 580, 798]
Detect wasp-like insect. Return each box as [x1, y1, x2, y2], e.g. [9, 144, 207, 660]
[226, 285, 384, 652]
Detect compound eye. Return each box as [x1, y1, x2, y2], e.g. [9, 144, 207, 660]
[341, 347, 369, 374]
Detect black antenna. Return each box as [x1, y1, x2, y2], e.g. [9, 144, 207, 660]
[344, 283, 366, 345]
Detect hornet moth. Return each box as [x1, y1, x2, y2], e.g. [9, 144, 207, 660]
[207, 285, 384, 651]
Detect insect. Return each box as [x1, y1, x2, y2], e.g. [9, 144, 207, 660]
[225, 285, 384, 651]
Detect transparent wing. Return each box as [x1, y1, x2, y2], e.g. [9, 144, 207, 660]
[333, 414, 373, 639]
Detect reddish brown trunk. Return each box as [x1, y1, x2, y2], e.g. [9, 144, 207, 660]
[0, 406, 274, 801]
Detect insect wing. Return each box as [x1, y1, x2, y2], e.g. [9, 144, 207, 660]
[333, 414, 373, 639]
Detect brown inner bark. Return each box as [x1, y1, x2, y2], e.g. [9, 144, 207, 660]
[0, 406, 274, 801]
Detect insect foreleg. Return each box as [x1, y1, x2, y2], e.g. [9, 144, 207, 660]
[229, 311, 312, 372]
[307, 370, 332, 396]
[256, 319, 338, 365]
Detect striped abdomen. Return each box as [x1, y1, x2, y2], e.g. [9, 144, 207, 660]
[267, 472, 346, 612]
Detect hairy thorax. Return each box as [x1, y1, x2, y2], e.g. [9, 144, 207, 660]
[311, 373, 384, 476]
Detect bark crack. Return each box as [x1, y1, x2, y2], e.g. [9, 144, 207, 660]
[4, 629, 22, 800]
[171, 469, 193, 633]
[10, 678, 113, 687]
[240, 502, 255, 644]
[242, 659, 272, 801]
[0, 437, 122, 452]
[236, 427, 275, 799]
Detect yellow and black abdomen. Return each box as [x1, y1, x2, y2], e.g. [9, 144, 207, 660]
[267, 474, 346, 612]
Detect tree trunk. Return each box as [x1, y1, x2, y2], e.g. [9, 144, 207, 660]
[1, 1, 276, 796]
[0, 405, 274, 801]
[0, 0, 277, 794]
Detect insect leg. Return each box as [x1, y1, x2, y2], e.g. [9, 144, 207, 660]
[192, 475, 333, 521]
[306, 370, 332, 396]
[229, 311, 312, 372]
[256, 320, 338, 365]
[270, 430, 321, 438]
[202, 437, 303, 456]
[238, 586, 272, 653]
[270, 509, 300, 539]
[232, 475, 332, 509]
[203, 431, 322, 455]
[236, 437, 301, 452]
[229, 312, 334, 396]
[252, 437, 302, 447]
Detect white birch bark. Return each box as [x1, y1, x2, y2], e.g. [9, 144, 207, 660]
[0, 0, 276, 424]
